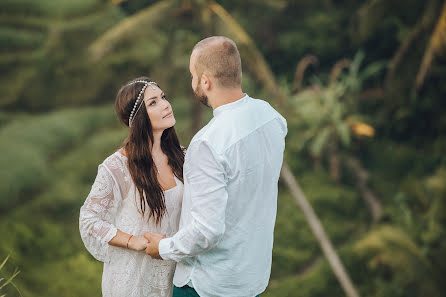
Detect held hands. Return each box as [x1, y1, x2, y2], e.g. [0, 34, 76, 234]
[127, 236, 149, 251]
[143, 232, 166, 259]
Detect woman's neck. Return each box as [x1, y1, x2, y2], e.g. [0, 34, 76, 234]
[151, 130, 163, 156]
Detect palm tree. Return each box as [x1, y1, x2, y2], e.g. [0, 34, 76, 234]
[290, 53, 383, 223]
[0, 0, 123, 110]
[89, 2, 360, 296]
[351, 0, 445, 91]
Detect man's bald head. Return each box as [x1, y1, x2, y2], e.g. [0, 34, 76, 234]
[192, 36, 242, 88]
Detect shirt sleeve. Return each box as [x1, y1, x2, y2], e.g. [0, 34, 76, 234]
[79, 164, 120, 262]
[159, 140, 228, 262]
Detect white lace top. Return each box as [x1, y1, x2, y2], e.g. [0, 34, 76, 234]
[79, 151, 183, 297]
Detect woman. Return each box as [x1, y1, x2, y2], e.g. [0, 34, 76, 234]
[79, 77, 184, 297]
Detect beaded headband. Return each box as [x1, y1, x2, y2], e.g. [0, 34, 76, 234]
[127, 80, 158, 127]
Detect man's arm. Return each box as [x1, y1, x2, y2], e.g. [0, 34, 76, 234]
[146, 140, 228, 261]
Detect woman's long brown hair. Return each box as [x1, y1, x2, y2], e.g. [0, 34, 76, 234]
[115, 77, 184, 225]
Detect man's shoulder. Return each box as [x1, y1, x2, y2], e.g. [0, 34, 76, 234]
[249, 97, 285, 118]
[190, 120, 213, 144]
[188, 96, 286, 154]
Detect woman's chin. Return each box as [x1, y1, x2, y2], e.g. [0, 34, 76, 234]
[168, 117, 176, 127]
[163, 118, 176, 130]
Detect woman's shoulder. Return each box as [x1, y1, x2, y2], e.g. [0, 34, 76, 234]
[101, 150, 127, 171]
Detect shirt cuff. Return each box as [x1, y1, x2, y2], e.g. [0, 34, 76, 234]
[159, 237, 173, 261]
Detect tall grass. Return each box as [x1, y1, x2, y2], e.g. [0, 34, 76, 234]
[0, 255, 21, 297]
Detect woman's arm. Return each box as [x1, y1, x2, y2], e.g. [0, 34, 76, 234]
[109, 230, 148, 251]
[80, 164, 143, 261]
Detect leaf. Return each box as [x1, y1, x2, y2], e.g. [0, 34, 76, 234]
[354, 225, 440, 295]
[337, 123, 351, 147]
[0, 256, 9, 271]
[360, 60, 386, 80]
[309, 126, 331, 157]
[0, 270, 20, 290]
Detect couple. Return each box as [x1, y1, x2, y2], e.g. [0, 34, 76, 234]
[79, 36, 287, 297]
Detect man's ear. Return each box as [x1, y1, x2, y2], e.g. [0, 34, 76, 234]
[201, 73, 211, 91]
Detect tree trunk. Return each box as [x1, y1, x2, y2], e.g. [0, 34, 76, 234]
[328, 143, 341, 182]
[281, 163, 361, 297]
[329, 153, 341, 182]
[346, 156, 383, 223]
[385, 0, 440, 87]
[416, 0, 446, 90]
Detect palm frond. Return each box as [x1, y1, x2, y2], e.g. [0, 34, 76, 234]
[355, 225, 440, 295]
[386, 0, 439, 85]
[209, 1, 287, 106]
[416, 1, 446, 90]
[355, 225, 431, 274]
[89, 0, 176, 60]
[293, 55, 319, 94]
[329, 59, 350, 84]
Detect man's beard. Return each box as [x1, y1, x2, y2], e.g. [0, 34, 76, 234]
[193, 82, 209, 107]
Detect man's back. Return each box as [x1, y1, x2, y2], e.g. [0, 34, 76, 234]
[169, 95, 287, 297]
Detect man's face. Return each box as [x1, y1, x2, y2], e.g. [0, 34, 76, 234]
[190, 52, 209, 107]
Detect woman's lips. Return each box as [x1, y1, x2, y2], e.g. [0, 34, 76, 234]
[163, 111, 173, 118]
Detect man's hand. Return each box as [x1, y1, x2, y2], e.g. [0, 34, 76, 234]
[144, 232, 166, 259]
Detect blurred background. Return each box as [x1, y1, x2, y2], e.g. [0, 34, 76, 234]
[1, 0, 445, 296]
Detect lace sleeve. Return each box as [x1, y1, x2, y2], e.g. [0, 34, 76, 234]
[79, 164, 120, 263]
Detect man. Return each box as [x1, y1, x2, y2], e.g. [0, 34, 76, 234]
[145, 36, 287, 297]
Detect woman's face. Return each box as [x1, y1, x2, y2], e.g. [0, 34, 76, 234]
[142, 85, 175, 132]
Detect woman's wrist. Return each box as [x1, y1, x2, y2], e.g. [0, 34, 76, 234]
[126, 235, 148, 251]
[126, 234, 134, 249]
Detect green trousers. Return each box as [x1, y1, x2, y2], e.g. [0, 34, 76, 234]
[173, 285, 200, 297]
[173, 285, 259, 297]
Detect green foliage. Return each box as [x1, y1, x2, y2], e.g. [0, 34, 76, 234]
[0, 0, 124, 109]
[1, 0, 445, 296]
[289, 52, 384, 158]
[278, 10, 345, 62]
[272, 170, 366, 279]
[0, 106, 119, 209]
[0, 127, 126, 297]
[0, 0, 106, 18]
[355, 225, 441, 297]
[0, 256, 21, 297]
[0, 27, 45, 51]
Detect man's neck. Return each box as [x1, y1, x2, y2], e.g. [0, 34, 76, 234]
[210, 88, 245, 110]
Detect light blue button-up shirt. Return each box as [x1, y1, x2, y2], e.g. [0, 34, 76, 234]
[159, 94, 287, 297]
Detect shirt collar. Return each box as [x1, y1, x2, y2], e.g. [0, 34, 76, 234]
[213, 94, 249, 117]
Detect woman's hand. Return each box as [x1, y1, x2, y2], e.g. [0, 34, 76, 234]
[128, 236, 149, 251]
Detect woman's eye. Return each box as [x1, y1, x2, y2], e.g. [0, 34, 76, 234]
[162, 95, 168, 100]
[149, 100, 156, 106]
